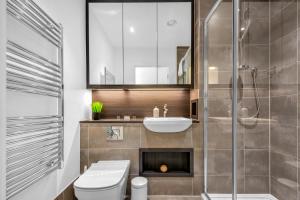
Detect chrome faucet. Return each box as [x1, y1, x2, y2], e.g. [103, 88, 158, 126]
[163, 104, 168, 118]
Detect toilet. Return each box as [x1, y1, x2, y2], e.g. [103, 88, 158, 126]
[74, 160, 130, 200]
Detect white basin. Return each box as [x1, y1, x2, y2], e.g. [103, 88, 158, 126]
[143, 117, 192, 133]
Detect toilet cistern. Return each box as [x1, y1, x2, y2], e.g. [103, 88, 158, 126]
[163, 104, 168, 117]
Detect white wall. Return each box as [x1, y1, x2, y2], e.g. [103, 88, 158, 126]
[6, 0, 90, 199]
[0, 1, 6, 200]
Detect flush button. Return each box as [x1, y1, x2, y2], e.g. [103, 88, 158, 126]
[106, 126, 124, 141]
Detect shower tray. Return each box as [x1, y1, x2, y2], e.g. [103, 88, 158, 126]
[201, 194, 278, 200]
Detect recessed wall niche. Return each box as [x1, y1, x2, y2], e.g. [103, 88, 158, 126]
[139, 148, 194, 177]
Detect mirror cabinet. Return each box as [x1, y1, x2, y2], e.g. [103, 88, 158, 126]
[87, 0, 194, 89]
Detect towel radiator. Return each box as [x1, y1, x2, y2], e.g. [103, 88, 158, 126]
[6, 0, 63, 199]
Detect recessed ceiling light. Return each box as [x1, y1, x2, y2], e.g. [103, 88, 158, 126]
[167, 19, 177, 26]
[129, 26, 135, 33]
[107, 10, 118, 15]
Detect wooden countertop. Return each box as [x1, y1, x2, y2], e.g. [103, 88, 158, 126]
[80, 118, 200, 123]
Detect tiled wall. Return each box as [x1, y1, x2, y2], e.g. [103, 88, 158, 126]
[201, 0, 271, 194]
[92, 90, 191, 119]
[270, 0, 299, 199]
[80, 122, 203, 196]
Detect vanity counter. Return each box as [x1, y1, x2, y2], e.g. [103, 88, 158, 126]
[80, 118, 199, 123]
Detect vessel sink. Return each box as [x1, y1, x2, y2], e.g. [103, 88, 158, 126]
[143, 117, 192, 133]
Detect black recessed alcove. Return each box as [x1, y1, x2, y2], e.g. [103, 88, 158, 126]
[139, 148, 194, 177]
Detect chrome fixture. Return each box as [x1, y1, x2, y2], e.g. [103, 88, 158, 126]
[163, 104, 168, 118]
[5, 0, 63, 199]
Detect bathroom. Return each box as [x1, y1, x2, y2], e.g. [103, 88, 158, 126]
[0, 0, 298, 200]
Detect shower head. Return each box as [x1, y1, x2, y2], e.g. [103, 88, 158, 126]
[239, 8, 251, 42]
[240, 19, 251, 41]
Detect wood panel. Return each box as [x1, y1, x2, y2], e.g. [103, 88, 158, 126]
[92, 90, 190, 118]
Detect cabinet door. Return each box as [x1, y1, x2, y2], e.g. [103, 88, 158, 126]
[88, 3, 123, 85]
[157, 2, 192, 85]
[123, 3, 157, 85]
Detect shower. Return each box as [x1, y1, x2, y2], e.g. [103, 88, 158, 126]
[235, 7, 261, 119]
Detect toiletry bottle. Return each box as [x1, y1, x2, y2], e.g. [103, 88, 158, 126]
[153, 106, 159, 118]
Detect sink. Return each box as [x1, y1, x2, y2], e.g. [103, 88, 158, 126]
[143, 117, 192, 133]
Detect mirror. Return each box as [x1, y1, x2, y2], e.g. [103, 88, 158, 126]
[87, 0, 193, 88]
[158, 2, 192, 85]
[88, 3, 123, 85]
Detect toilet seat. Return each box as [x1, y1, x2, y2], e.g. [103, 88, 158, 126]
[74, 160, 130, 190]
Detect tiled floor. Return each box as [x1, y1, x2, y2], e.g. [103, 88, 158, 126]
[148, 195, 202, 200]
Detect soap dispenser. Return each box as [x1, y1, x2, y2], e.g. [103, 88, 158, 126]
[153, 106, 159, 118]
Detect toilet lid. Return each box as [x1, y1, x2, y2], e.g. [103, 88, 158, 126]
[74, 161, 130, 190]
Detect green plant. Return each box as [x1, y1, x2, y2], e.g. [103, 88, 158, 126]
[91, 101, 103, 113]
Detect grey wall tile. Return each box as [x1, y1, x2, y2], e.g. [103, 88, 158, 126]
[245, 176, 269, 193]
[88, 148, 139, 174]
[245, 150, 269, 176]
[80, 126, 88, 149]
[148, 177, 193, 195]
[141, 127, 193, 148]
[271, 95, 297, 126]
[271, 123, 297, 157]
[271, 177, 298, 200]
[80, 149, 88, 174]
[89, 125, 141, 148]
[244, 122, 269, 149]
[271, 151, 297, 183]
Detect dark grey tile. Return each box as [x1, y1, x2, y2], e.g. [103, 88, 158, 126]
[192, 123, 203, 148]
[248, 18, 269, 44]
[271, 11, 282, 42]
[207, 121, 244, 150]
[271, 95, 297, 126]
[271, 122, 297, 157]
[270, 63, 298, 96]
[245, 150, 269, 176]
[208, 45, 232, 70]
[271, 151, 297, 183]
[200, 0, 215, 18]
[80, 126, 88, 149]
[80, 149, 88, 174]
[270, 38, 282, 69]
[244, 44, 269, 70]
[271, 176, 297, 200]
[249, 1, 270, 18]
[208, 150, 244, 176]
[208, 18, 232, 45]
[88, 148, 139, 174]
[63, 184, 76, 200]
[282, 1, 297, 36]
[194, 148, 203, 176]
[207, 175, 244, 193]
[245, 122, 269, 149]
[193, 176, 203, 195]
[141, 127, 193, 148]
[282, 31, 297, 67]
[245, 176, 269, 193]
[89, 125, 141, 148]
[55, 193, 63, 200]
[241, 97, 270, 119]
[148, 177, 193, 195]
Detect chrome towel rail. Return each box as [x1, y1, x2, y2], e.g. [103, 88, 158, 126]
[6, 39, 62, 97]
[6, 0, 63, 198]
[7, 0, 61, 46]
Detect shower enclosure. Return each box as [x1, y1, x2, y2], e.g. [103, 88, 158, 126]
[202, 0, 299, 199]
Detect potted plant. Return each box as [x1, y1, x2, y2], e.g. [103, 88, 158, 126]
[92, 101, 103, 120]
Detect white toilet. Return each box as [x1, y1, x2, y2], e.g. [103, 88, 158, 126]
[74, 160, 130, 200]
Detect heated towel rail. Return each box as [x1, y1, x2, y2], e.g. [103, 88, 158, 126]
[6, 0, 63, 199]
